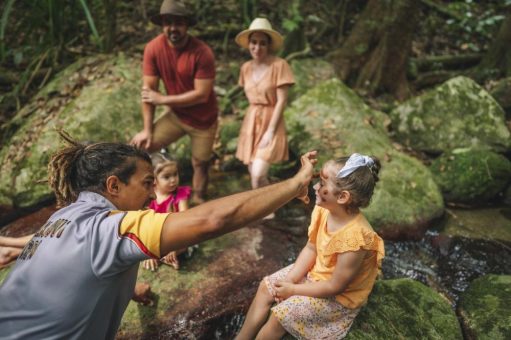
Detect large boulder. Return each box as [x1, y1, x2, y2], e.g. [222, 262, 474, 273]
[347, 278, 463, 339]
[286, 79, 444, 239]
[390, 76, 511, 154]
[430, 148, 511, 205]
[0, 53, 193, 209]
[440, 207, 511, 244]
[0, 54, 141, 208]
[458, 274, 511, 340]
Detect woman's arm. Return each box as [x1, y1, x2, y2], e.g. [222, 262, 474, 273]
[159, 151, 317, 255]
[275, 250, 367, 300]
[284, 242, 317, 283]
[258, 85, 290, 148]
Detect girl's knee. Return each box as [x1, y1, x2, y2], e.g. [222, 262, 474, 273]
[257, 280, 274, 302]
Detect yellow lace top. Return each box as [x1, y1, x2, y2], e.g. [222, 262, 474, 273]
[307, 206, 385, 309]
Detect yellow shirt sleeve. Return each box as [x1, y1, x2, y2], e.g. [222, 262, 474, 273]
[117, 210, 170, 258]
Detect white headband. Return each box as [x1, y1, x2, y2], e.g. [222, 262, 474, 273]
[336, 153, 374, 178]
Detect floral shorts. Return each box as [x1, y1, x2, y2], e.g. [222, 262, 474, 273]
[264, 265, 360, 340]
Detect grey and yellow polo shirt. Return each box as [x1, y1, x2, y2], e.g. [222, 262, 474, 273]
[0, 191, 169, 340]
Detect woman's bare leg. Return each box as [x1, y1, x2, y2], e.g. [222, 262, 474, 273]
[236, 280, 275, 340]
[249, 158, 271, 189]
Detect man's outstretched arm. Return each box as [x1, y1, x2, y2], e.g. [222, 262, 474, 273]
[159, 151, 318, 255]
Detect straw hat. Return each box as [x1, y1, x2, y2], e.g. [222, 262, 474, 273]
[235, 18, 284, 52]
[150, 0, 197, 26]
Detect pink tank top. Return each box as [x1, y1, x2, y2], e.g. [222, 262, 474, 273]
[148, 186, 191, 213]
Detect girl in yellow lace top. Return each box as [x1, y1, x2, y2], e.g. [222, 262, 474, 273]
[236, 153, 385, 340]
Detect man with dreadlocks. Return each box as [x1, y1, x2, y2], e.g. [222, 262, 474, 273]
[0, 131, 317, 339]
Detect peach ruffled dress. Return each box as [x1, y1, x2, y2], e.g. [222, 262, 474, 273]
[236, 57, 295, 165]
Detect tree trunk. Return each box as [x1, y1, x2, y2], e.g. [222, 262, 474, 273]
[329, 0, 419, 100]
[477, 10, 511, 78]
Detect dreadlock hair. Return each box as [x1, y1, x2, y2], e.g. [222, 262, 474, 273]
[48, 130, 151, 208]
[327, 156, 381, 215]
[150, 152, 179, 177]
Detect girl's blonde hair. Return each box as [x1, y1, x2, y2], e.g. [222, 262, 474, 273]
[150, 153, 179, 176]
[327, 156, 381, 214]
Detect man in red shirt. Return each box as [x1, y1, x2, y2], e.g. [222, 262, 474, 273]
[131, 0, 218, 204]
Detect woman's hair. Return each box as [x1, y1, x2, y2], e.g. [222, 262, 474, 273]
[150, 152, 179, 176]
[248, 31, 272, 46]
[327, 156, 381, 214]
[47, 131, 151, 208]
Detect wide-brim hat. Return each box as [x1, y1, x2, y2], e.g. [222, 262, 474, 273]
[235, 18, 284, 52]
[150, 0, 197, 26]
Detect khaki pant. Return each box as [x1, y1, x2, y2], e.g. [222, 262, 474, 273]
[152, 111, 217, 161]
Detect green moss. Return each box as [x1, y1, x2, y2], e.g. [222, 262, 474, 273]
[286, 79, 444, 234]
[390, 76, 511, 153]
[0, 266, 13, 285]
[430, 149, 511, 204]
[441, 207, 511, 243]
[458, 275, 511, 339]
[347, 279, 462, 339]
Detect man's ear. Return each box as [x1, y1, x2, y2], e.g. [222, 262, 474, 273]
[337, 190, 351, 205]
[105, 175, 121, 196]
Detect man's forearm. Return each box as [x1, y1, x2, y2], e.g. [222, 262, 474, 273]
[141, 102, 155, 132]
[159, 89, 208, 108]
[160, 176, 305, 254]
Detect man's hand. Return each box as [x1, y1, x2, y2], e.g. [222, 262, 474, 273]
[131, 130, 152, 150]
[295, 151, 317, 204]
[141, 86, 165, 105]
[274, 281, 296, 302]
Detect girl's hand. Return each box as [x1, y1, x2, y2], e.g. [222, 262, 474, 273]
[258, 130, 274, 149]
[161, 251, 180, 270]
[274, 281, 296, 301]
[141, 86, 164, 105]
[142, 259, 159, 272]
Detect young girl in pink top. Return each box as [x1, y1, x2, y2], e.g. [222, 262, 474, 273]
[142, 153, 192, 271]
[236, 153, 385, 340]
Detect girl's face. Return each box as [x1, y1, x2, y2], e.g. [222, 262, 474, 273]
[313, 162, 341, 208]
[249, 32, 270, 61]
[155, 163, 179, 195]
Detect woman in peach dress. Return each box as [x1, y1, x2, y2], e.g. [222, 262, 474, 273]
[235, 18, 295, 200]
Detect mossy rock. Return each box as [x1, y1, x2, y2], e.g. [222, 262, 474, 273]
[288, 58, 336, 103]
[0, 54, 143, 208]
[430, 148, 511, 205]
[458, 274, 511, 340]
[347, 278, 463, 339]
[441, 207, 511, 243]
[390, 76, 511, 154]
[0, 53, 193, 209]
[286, 79, 444, 239]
